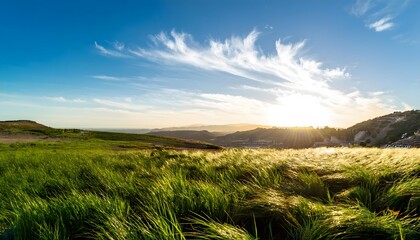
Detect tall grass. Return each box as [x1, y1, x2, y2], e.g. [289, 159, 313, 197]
[0, 146, 419, 239]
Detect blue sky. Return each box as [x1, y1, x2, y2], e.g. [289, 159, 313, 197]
[1, 0, 419, 128]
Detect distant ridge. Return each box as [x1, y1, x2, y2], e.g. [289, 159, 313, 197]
[3, 110, 419, 148]
[0, 120, 220, 149]
[87, 124, 271, 135]
[150, 110, 420, 148]
[150, 123, 271, 133]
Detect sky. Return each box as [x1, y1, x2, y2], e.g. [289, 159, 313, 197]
[1, 0, 419, 128]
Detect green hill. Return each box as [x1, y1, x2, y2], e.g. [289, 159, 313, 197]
[342, 110, 420, 146]
[0, 120, 51, 133]
[150, 110, 420, 148]
[3, 110, 419, 149]
[152, 127, 341, 148]
[0, 120, 220, 150]
[84, 131, 220, 149]
[214, 127, 325, 148]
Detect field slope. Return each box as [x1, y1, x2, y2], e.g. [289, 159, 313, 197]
[0, 145, 418, 239]
[0, 120, 220, 150]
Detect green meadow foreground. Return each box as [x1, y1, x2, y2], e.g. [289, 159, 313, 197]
[0, 143, 419, 239]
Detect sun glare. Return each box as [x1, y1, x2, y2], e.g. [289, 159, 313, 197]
[265, 94, 333, 127]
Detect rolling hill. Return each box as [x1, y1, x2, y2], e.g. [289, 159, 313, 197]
[0, 120, 220, 150]
[0, 120, 51, 133]
[149, 123, 271, 133]
[214, 127, 325, 148]
[341, 110, 420, 146]
[3, 110, 419, 149]
[150, 110, 420, 148]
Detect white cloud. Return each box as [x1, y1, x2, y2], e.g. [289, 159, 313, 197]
[94, 41, 129, 58]
[3, 84, 402, 128]
[137, 88, 266, 112]
[113, 41, 125, 51]
[92, 75, 165, 83]
[368, 16, 394, 32]
[152, 92, 269, 125]
[45, 96, 85, 103]
[46, 96, 66, 102]
[351, 0, 409, 33]
[192, 93, 267, 114]
[93, 98, 150, 111]
[117, 30, 398, 127]
[130, 31, 349, 92]
[352, 0, 374, 16]
[129, 30, 348, 94]
[264, 25, 273, 30]
[73, 99, 85, 103]
[92, 75, 125, 81]
[87, 30, 409, 127]
[392, 34, 418, 45]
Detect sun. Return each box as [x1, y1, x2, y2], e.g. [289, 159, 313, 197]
[265, 94, 333, 127]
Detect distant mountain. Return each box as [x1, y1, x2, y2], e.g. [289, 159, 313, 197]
[86, 128, 151, 134]
[86, 124, 271, 136]
[214, 127, 329, 148]
[151, 127, 342, 148]
[149, 110, 420, 148]
[149, 123, 271, 134]
[3, 110, 419, 149]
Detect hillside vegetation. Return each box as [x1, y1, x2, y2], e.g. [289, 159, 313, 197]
[0, 120, 220, 150]
[149, 130, 220, 142]
[0, 145, 419, 239]
[343, 110, 420, 146]
[0, 120, 51, 133]
[151, 110, 420, 148]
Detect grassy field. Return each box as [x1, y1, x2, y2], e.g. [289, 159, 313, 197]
[0, 143, 419, 239]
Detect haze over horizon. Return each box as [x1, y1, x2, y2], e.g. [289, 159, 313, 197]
[1, 1, 419, 129]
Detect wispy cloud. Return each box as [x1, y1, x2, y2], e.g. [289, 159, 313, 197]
[92, 75, 166, 83]
[351, 0, 410, 32]
[113, 41, 125, 51]
[129, 30, 349, 93]
[130, 30, 351, 94]
[155, 89, 267, 114]
[4, 84, 405, 128]
[392, 34, 418, 45]
[145, 89, 269, 125]
[130, 32, 395, 123]
[264, 25, 273, 30]
[368, 16, 394, 32]
[45, 96, 85, 103]
[91, 30, 404, 127]
[93, 98, 150, 111]
[86, 91, 268, 126]
[94, 41, 129, 58]
[92, 75, 125, 81]
[351, 0, 375, 16]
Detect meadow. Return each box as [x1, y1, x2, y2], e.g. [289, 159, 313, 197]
[0, 142, 419, 239]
